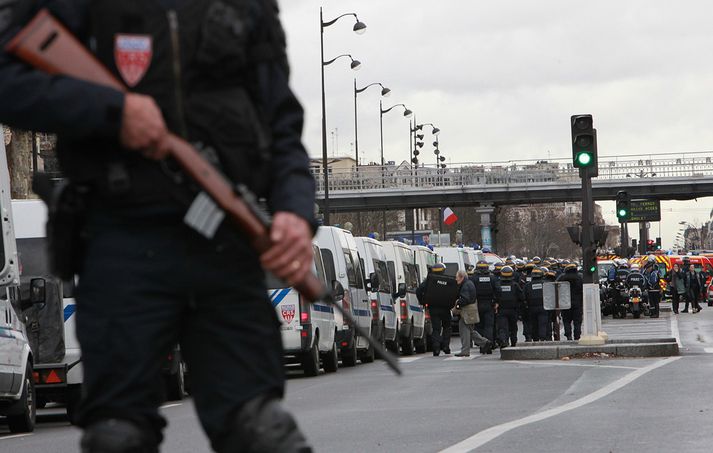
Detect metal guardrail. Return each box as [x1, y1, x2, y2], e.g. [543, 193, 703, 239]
[313, 153, 713, 193]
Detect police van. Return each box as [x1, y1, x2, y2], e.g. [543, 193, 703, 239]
[0, 143, 35, 433]
[434, 247, 469, 277]
[314, 227, 372, 366]
[355, 237, 397, 354]
[268, 244, 338, 376]
[382, 241, 425, 355]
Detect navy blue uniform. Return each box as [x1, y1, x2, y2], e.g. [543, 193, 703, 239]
[471, 273, 497, 342]
[0, 1, 314, 451]
[495, 278, 524, 347]
[557, 271, 584, 340]
[525, 278, 548, 341]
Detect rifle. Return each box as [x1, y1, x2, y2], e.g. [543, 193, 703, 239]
[6, 9, 401, 376]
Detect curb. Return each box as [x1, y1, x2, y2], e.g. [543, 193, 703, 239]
[500, 340, 679, 360]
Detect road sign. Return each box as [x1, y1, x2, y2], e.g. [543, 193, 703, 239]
[543, 282, 571, 310]
[628, 199, 661, 222]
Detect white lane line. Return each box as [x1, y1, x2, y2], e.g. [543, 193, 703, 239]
[670, 314, 682, 347]
[398, 357, 423, 363]
[505, 360, 638, 370]
[444, 355, 476, 361]
[440, 357, 681, 453]
[703, 348, 713, 354]
[0, 433, 33, 441]
[161, 403, 183, 409]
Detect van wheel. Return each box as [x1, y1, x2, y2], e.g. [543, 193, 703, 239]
[66, 385, 82, 425]
[165, 361, 186, 401]
[341, 334, 358, 367]
[301, 340, 321, 377]
[322, 342, 339, 373]
[387, 323, 400, 354]
[375, 323, 388, 360]
[361, 339, 376, 363]
[401, 327, 415, 356]
[7, 362, 36, 433]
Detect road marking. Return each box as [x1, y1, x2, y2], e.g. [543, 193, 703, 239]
[161, 403, 183, 409]
[703, 348, 713, 354]
[670, 314, 682, 347]
[444, 355, 476, 361]
[505, 360, 638, 370]
[0, 434, 33, 441]
[398, 357, 423, 363]
[440, 357, 681, 453]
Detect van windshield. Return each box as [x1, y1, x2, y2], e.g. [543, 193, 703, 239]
[16, 237, 50, 276]
[444, 262, 459, 277]
[374, 259, 391, 293]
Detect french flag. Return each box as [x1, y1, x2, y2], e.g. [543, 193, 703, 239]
[443, 207, 458, 226]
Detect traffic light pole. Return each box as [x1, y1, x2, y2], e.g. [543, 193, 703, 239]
[620, 222, 629, 258]
[580, 166, 595, 285]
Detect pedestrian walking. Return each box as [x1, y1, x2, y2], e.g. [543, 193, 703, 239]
[668, 263, 686, 314]
[0, 2, 315, 452]
[455, 271, 492, 357]
[417, 263, 459, 356]
[684, 264, 705, 313]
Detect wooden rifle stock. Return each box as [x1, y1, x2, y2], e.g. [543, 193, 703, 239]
[6, 9, 401, 375]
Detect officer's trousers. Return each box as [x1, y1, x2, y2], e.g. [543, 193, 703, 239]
[520, 306, 532, 341]
[562, 303, 583, 340]
[429, 307, 452, 353]
[475, 309, 495, 342]
[528, 306, 549, 341]
[497, 308, 519, 347]
[75, 206, 287, 450]
[648, 290, 661, 316]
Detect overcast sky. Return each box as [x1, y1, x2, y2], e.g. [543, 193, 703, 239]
[279, 0, 712, 249]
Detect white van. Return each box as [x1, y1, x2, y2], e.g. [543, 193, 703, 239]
[434, 247, 469, 277]
[464, 248, 484, 272]
[314, 227, 372, 366]
[382, 241, 425, 355]
[0, 138, 35, 433]
[268, 244, 338, 376]
[355, 237, 397, 353]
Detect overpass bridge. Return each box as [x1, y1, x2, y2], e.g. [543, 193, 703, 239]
[315, 152, 713, 212]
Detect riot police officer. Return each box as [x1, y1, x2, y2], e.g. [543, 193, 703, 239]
[471, 260, 497, 346]
[0, 2, 315, 452]
[525, 267, 547, 341]
[644, 260, 662, 318]
[495, 266, 524, 348]
[557, 263, 584, 340]
[520, 261, 535, 341]
[417, 263, 458, 356]
[544, 268, 560, 340]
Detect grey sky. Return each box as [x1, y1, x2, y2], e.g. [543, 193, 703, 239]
[278, 1, 712, 249]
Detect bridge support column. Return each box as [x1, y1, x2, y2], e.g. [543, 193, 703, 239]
[476, 203, 495, 252]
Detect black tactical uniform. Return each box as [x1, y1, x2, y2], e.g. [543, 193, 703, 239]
[0, 1, 313, 452]
[495, 274, 524, 347]
[417, 268, 458, 356]
[471, 271, 497, 343]
[525, 276, 547, 341]
[557, 267, 584, 341]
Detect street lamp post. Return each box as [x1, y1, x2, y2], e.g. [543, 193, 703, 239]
[354, 80, 390, 170]
[379, 101, 412, 238]
[320, 8, 366, 226]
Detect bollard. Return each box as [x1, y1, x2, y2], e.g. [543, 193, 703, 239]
[580, 283, 606, 345]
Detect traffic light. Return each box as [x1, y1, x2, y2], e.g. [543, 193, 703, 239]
[646, 239, 655, 252]
[570, 114, 598, 175]
[615, 191, 630, 222]
[583, 246, 597, 277]
[655, 237, 662, 250]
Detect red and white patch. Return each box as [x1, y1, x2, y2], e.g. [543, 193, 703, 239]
[281, 304, 296, 324]
[114, 34, 153, 87]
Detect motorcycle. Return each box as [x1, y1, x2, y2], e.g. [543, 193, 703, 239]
[628, 285, 650, 319]
[608, 282, 629, 319]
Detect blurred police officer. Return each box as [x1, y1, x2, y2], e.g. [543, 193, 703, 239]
[471, 260, 497, 345]
[495, 266, 524, 348]
[0, 1, 314, 452]
[417, 263, 458, 356]
[525, 267, 547, 341]
[544, 268, 560, 340]
[557, 263, 584, 340]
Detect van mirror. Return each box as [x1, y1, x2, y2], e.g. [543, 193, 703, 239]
[30, 278, 46, 305]
[368, 272, 380, 291]
[397, 283, 407, 298]
[332, 280, 345, 301]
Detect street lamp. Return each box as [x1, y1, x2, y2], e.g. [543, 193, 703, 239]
[412, 122, 439, 167]
[354, 80, 390, 168]
[379, 101, 412, 238]
[320, 8, 366, 226]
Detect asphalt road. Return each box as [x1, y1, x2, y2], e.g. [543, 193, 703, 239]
[2, 304, 712, 453]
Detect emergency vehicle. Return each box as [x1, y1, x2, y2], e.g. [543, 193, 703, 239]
[314, 227, 372, 366]
[382, 241, 426, 355]
[434, 247, 469, 277]
[0, 141, 35, 433]
[268, 244, 338, 376]
[355, 237, 398, 354]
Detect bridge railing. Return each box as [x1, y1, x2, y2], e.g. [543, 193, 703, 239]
[313, 153, 713, 193]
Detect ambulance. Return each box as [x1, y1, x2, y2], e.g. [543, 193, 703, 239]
[0, 141, 35, 433]
[355, 237, 398, 354]
[382, 241, 425, 355]
[314, 227, 373, 366]
[268, 244, 338, 376]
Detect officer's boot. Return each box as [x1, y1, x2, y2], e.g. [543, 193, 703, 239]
[81, 419, 158, 453]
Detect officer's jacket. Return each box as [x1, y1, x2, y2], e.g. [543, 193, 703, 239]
[626, 272, 646, 289]
[0, 0, 315, 224]
[556, 271, 584, 305]
[417, 272, 459, 309]
[524, 278, 545, 308]
[470, 273, 497, 311]
[495, 279, 523, 310]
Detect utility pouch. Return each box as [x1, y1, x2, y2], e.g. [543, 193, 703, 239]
[34, 175, 90, 280]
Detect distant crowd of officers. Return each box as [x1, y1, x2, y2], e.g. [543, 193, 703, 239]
[417, 257, 584, 357]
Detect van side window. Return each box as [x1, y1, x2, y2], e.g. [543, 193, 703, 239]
[313, 245, 327, 284]
[360, 258, 367, 284]
[344, 250, 357, 287]
[375, 260, 391, 293]
[321, 249, 337, 284]
[387, 261, 397, 294]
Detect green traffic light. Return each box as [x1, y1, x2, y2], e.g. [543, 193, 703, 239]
[576, 152, 593, 166]
[589, 265, 597, 273]
[617, 209, 628, 218]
